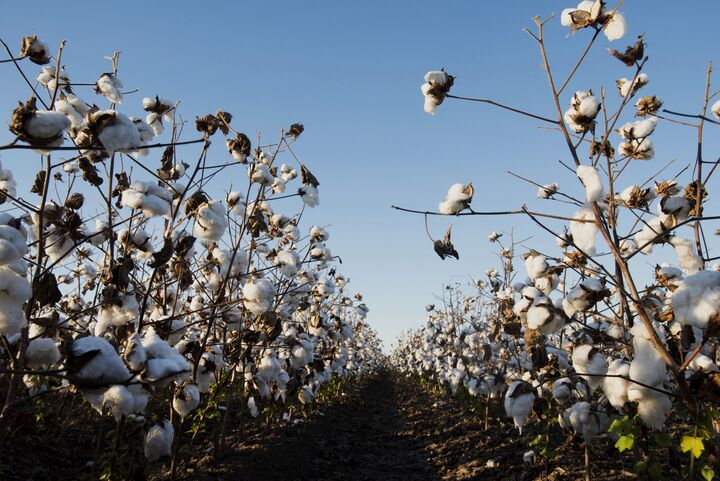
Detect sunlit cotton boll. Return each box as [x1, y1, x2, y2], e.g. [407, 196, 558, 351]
[193, 200, 227, 242]
[96, 73, 123, 104]
[576, 165, 604, 202]
[121, 181, 173, 218]
[242, 277, 276, 315]
[571, 344, 607, 390]
[604, 12, 627, 41]
[438, 183, 473, 214]
[24, 337, 61, 369]
[96, 111, 142, 155]
[0, 268, 32, 337]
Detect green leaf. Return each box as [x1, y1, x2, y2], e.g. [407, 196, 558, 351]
[529, 434, 542, 447]
[615, 435, 635, 453]
[609, 416, 632, 436]
[680, 435, 705, 459]
[702, 467, 715, 481]
[652, 434, 673, 448]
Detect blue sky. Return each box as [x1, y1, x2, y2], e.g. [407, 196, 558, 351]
[2, 1, 720, 347]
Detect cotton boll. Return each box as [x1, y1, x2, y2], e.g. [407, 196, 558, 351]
[242, 277, 276, 315]
[669, 236, 703, 275]
[569, 206, 598, 255]
[576, 165, 604, 202]
[144, 420, 174, 461]
[226, 191, 246, 218]
[569, 401, 601, 442]
[620, 138, 655, 160]
[629, 323, 666, 388]
[633, 216, 664, 254]
[537, 183, 559, 199]
[438, 183, 473, 214]
[712, 99, 720, 120]
[524, 252, 548, 280]
[572, 345, 607, 390]
[603, 358, 630, 409]
[24, 110, 71, 148]
[103, 385, 135, 421]
[603, 12, 627, 41]
[25, 337, 61, 369]
[193, 200, 227, 242]
[173, 384, 200, 418]
[54, 95, 86, 127]
[141, 329, 190, 382]
[618, 74, 649, 97]
[247, 396, 259, 417]
[0, 268, 32, 337]
[124, 332, 147, 372]
[618, 117, 657, 140]
[504, 380, 535, 433]
[275, 250, 300, 277]
[629, 387, 671, 429]
[96, 73, 123, 104]
[121, 181, 173, 218]
[70, 336, 131, 384]
[0, 225, 28, 266]
[96, 112, 142, 155]
[299, 185, 319, 207]
[578, 96, 601, 118]
[671, 270, 720, 330]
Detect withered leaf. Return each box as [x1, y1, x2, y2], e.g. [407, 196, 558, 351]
[300, 164, 319, 187]
[149, 238, 173, 269]
[608, 36, 645, 67]
[30, 170, 47, 195]
[33, 272, 62, 308]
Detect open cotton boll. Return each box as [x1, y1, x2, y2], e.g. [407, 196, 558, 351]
[603, 358, 630, 409]
[95, 292, 139, 336]
[618, 117, 657, 140]
[242, 277, 276, 315]
[524, 252, 548, 280]
[671, 270, 720, 330]
[70, 336, 131, 384]
[569, 206, 598, 255]
[144, 420, 174, 461]
[571, 345, 607, 390]
[173, 384, 200, 418]
[275, 249, 300, 277]
[0, 268, 32, 337]
[299, 185, 320, 207]
[504, 380, 535, 433]
[96, 112, 142, 155]
[54, 96, 86, 127]
[629, 323, 666, 388]
[96, 73, 123, 104]
[25, 337, 61, 369]
[121, 181, 173, 217]
[25, 110, 71, 146]
[247, 396, 259, 417]
[193, 200, 227, 242]
[712, 100, 720, 120]
[620, 138, 655, 160]
[569, 401, 601, 442]
[537, 183, 559, 199]
[103, 385, 135, 421]
[633, 216, 664, 254]
[628, 386, 671, 429]
[0, 225, 28, 266]
[226, 191, 246, 218]
[668, 236, 703, 275]
[141, 329, 190, 382]
[0, 161, 18, 201]
[576, 165, 604, 202]
[578, 96, 601, 118]
[248, 163, 274, 185]
[124, 332, 147, 372]
[618, 73, 649, 97]
[438, 183, 473, 214]
[604, 12, 627, 41]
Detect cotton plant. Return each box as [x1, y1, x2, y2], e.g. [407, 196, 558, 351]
[0, 35, 385, 477]
[394, 5, 720, 476]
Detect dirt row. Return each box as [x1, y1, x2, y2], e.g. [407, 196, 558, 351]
[179, 371, 632, 481]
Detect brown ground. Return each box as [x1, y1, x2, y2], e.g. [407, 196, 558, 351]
[177, 371, 634, 481]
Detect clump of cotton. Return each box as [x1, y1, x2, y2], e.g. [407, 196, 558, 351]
[439, 183, 473, 215]
[299, 185, 319, 207]
[96, 73, 123, 104]
[243, 277, 276, 315]
[144, 419, 174, 461]
[504, 380, 535, 433]
[193, 200, 227, 242]
[571, 344, 608, 390]
[95, 111, 142, 155]
[618, 74, 649, 97]
[576, 165, 604, 202]
[121, 181, 173, 217]
[421, 70, 454, 114]
[569, 206, 598, 255]
[672, 270, 720, 330]
[173, 384, 200, 418]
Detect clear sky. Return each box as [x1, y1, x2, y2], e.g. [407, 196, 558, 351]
[2, 1, 720, 347]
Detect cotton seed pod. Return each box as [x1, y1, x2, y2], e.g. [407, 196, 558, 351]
[65, 192, 85, 210]
[635, 96, 662, 116]
[19, 35, 50, 65]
